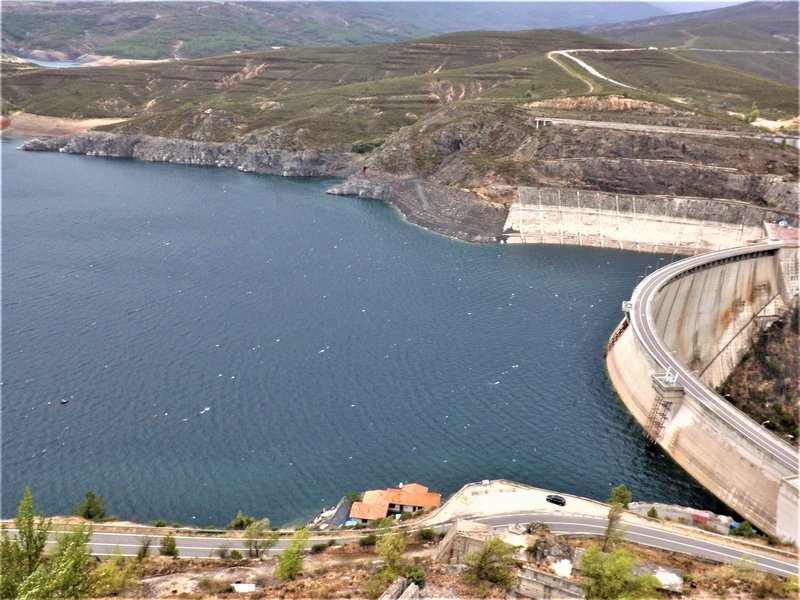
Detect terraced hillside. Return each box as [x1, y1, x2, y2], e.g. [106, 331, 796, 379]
[0, 1, 667, 60]
[2, 30, 627, 144]
[588, 1, 799, 86]
[5, 27, 798, 223]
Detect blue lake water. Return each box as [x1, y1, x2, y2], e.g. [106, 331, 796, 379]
[1, 141, 724, 526]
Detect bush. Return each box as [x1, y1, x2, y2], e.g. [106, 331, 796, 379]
[732, 521, 757, 538]
[230, 549, 243, 560]
[646, 507, 658, 519]
[74, 490, 107, 521]
[351, 138, 385, 154]
[93, 554, 137, 596]
[136, 537, 152, 561]
[147, 520, 168, 528]
[159, 534, 179, 557]
[225, 510, 255, 530]
[417, 528, 436, 541]
[360, 533, 378, 547]
[405, 566, 426, 588]
[215, 545, 230, 559]
[310, 543, 327, 554]
[463, 538, 516, 590]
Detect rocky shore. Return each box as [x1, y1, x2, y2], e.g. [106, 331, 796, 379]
[22, 132, 509, 243]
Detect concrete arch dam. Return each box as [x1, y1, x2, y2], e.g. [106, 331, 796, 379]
[606, 242, 799, 541]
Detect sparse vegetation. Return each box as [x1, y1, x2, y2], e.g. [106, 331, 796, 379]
[159, 534, 179, 558]
[225, 510, 255, 530]
[274, 528, 310, 581]
[579, 544, 660, 599]
[463, 537, 517, 590]
[646, 507, 659, 519]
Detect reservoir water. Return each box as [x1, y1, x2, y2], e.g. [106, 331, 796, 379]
[2, 141, 723, 526]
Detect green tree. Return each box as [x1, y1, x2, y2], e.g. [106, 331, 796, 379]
[225, 510, 255, 530]
[646, 507, 658, 519]
[345, 491, 363, 506]
[376, 531, 406, 580]
[746, 103, 760, 123]
[15, 487, 52, 576]
[579, 545, 659, 600]
[274, 528, 310, 581]
[608, 484, 632, 509]
[18, 525, 94, 600]
[243, 519, 279, 558]
[75, 490, 107, 521]
[159, 534, 179, 557]
[1, 487, 51, 599]
[602, 504, 626, 552]
[463, 537, 516, 590]
[1, 526, 26, 600]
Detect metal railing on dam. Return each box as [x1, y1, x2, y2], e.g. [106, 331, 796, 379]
[606, 241, 799, 542]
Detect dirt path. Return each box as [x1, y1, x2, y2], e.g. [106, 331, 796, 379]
[0, 112, 128, 140]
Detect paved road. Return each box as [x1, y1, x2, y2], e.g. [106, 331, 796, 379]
[31, 509, 799, 577]
[627, 243, 799, 473]
[474, 512, 799, 578]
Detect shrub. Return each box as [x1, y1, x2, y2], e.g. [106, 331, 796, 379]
[93, 554, 137, 596]
[731, 521, 757, 538]
[215, 545, 230, 559]
[230, 549, 243, 560]
[310, 543, 327, 554]
[225, 510, 255, 530]
[159, 534, 178, 557]
[405, 566, 426, 588]
[136, 537, 152, 561]
[417, 528, 436, 541]
[147, 520, 168, 528]
[74, 490, 107, 521]
[360, 533, 378, 547]
[646, 507, 658, 519]
[463, 538, 516, 590]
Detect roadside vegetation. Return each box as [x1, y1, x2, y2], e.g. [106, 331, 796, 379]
[2, 487, 797, 599]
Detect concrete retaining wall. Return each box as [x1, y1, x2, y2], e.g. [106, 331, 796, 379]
[504, 187, 789, 255]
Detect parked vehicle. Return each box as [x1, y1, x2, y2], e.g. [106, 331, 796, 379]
[546, 494, 566, 506]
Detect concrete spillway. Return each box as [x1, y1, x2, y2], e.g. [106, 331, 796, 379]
[606, 243, 799, 541]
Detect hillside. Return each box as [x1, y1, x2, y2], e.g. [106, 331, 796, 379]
[0, 1, 667, 61]
[587, 1, 799, 85]
[5, 27, 798, 225]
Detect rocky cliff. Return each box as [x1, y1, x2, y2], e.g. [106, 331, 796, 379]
[22, 132, 359, 178]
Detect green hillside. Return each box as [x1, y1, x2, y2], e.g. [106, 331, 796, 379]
[0, 1, 667, 60]
[3, 27, 796, 147]
[589, 1, 799, 85]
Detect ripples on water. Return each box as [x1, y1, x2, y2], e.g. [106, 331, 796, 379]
[2, 142, 725, 525]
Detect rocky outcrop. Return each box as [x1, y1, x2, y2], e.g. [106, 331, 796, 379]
[327, 175, 507, 243]
[22, 132, 509, 242]
[22, 132, 359, 178]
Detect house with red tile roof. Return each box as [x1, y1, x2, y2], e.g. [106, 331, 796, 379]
[349, 483, 441, 524]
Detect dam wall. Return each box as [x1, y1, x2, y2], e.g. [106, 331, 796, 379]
[503, 187, 791, 255]
[651, 254, 789, 388]
[606, 244, 799, 541]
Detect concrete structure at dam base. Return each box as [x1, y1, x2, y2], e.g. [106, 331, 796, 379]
[503, 186, 794, 255]
[606, 242, 799, 543]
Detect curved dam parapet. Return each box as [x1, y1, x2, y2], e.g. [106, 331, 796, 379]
[606, 242, 799, 541]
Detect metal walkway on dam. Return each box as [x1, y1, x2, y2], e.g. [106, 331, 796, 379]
[606, 241, 799, 542]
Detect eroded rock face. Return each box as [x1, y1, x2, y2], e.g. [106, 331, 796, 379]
[327, 175, 507, 243]
[22, 132, 358, 178]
